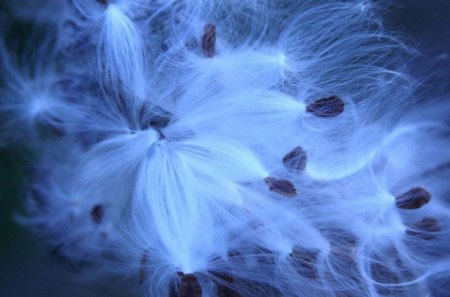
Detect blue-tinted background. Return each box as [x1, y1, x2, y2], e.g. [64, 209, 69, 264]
[0, 1, 449, 296]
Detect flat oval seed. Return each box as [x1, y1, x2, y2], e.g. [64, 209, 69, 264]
[406, 217, 441, 240]
[264, 177, 297, 197]
[306, 95, 344, 117]
[201, 23, 216, 58]
[395, 187, 431, 209]
[282, 146, 307, 171]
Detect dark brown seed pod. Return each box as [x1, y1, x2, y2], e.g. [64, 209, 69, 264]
[289, 247, 319, 279]
[306, 95, 344, 117]
[406, 217, 441, 240]
[395, 187, 431, 209]
[264, 177, 297, 197]
[139, 250, 150, 285]
[178, 273, 202, 297]
[282, 146, 307, 171]
[201, 23, 216, 58]
[90, 204, 104, 224]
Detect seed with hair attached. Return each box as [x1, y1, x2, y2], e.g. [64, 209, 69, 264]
[210, 272, 241, 297]
[90, 204, 104, 224]
[217, 285, 241, 297]
[282, 146, 307, 171]
[149, 114, 172, 129]
[306, 95, 344, 117]
[395, 187, 431, 209]
[139, 250, 150, 285]
[406, 217, 441, 240]
[264, 177, 297, 197]
[177, 273, 202, 297]
[201, 23, 216, 58]
[290, 247, 319, 279]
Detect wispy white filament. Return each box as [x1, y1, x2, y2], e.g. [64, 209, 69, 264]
[1, 1, 449, 297]
[98, 4, 146, 98]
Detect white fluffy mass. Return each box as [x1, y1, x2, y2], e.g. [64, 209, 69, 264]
[1, 1, 449, 297]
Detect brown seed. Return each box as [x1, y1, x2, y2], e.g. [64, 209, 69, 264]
[282, 146, 307, 171]
[290, 247, 319, 279]
[149, 115, 171, 129]
[370, 260, 401, 295]
[395, 187, 431, 209]
[210, 271, 234, 283]
[90, 204, 104, 224]
[210, 272, 241, 297]
[201, 23, 216, 58]
[177, 273, 202, 297]
[406, 217, 441, 240]
[217, 285, 241, 297]
[306, 95, 344, 117]
[264, 177, 297, 197]
[255, 246, 276, 265]
[139, 250, 150, 285]
[139, 102, 173, 130]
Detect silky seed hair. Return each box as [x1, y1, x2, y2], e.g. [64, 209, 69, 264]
[1, 1, 449, 297]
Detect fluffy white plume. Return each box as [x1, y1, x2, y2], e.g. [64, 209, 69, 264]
[1, 1, 449, 297]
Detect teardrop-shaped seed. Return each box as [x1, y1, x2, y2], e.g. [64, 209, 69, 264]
[90, 204, 104, 224]
[406, 217, 441, 240]
[264, 177, 297, 197]
[201, 23, 216, 58]
[282, 146, 307, 171]
[395, 187, 431, 209]
[178, 273, 202, 297]
[306, 96, 344, 117]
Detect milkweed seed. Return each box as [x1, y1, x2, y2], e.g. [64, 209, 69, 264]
[201, 23, 216, 58]
[395, 187, 431, 209]
[264, 177, 297, 197]
[177, 273, 202, 297]
[306, 95, 344, 117]
[90, 204, 104, 224]
[406, 217, 441, 240]
[282, 146, 307, 171]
